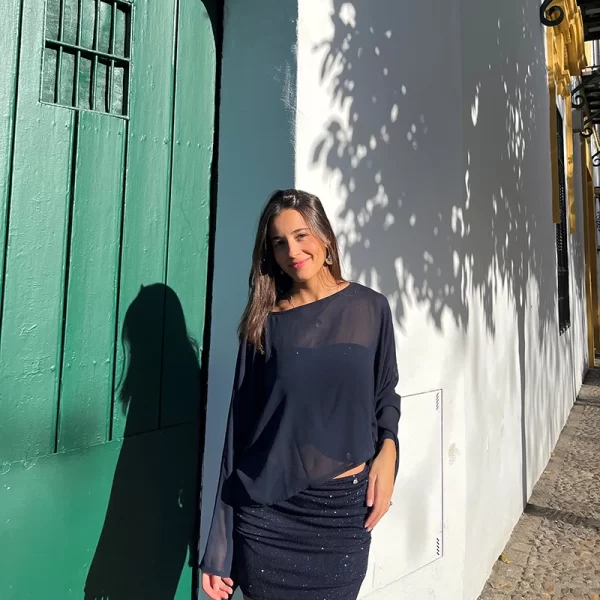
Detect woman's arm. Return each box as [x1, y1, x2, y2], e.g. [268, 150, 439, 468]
[200, 341, 263, 595]
[365, 298, 401, 531]
[365, 439, 397, 531]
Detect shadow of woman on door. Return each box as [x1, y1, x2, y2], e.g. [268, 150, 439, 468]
[84, 283, 204, 600]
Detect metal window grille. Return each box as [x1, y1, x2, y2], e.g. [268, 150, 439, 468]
[42, 0, 132, 117]
[555, 108, 571, 334]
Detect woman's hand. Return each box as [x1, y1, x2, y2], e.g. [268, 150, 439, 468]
[202, 572, 234, 600]
[364, 438, 396, 532]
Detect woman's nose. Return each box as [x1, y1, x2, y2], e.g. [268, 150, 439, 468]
[287, 240, 301, 257]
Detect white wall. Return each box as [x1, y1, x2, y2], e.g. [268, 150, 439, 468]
[458, 5, 588, 599]
[201, 1, 590, 599]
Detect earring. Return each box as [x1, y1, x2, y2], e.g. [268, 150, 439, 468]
[325, 252, 333, 266]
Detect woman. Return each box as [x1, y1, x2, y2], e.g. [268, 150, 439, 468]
[201, 189, 401, 600]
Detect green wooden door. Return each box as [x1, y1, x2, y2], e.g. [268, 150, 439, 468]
[0, 0, 217, 597]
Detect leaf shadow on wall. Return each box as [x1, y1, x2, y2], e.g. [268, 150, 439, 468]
[84, 284, 203, 600]
[313, 0, 568, 563]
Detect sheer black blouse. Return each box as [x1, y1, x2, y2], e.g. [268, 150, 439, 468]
[200, 282, 401, 577]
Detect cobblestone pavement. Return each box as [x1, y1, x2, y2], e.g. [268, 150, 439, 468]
[478, 367, 600, 600]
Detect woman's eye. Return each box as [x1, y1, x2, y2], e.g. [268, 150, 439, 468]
[297, 233, 307, 240]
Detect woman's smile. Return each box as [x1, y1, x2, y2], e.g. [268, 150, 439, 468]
[292, 258, 310, 269]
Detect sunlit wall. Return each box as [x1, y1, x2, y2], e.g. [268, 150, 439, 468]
[200, 1, 589, 598]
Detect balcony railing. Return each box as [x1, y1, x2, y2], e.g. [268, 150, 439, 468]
[577, 0, 600, 41]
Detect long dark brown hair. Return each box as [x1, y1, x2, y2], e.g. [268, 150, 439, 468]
[239, 189, 344, 350]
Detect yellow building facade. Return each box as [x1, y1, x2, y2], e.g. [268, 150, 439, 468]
[542, 0, 599, 361]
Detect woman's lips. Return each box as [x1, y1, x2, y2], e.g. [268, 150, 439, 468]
[292, 258, 309, 269]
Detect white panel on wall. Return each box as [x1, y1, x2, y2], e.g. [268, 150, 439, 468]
[363, 389, 443, 595]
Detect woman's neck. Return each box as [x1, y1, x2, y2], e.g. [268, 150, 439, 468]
[289, 272, 342, 307]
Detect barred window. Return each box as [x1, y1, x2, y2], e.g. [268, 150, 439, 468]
[42, 0, 132, 117]
[555, 108, 571, 334]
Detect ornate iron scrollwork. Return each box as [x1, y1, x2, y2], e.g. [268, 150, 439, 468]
[582, 107, 600, 138]
[582, 120, 595, 137]
[540, 0, 565, 27]
[571, 82, 587, 109]
[593, 151, 600, 167]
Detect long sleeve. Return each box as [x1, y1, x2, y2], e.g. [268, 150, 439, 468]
[200, 341, 262, 578]
[374, 298, 401, 472]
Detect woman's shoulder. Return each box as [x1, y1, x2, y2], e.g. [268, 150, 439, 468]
[346, 281, 390, 310]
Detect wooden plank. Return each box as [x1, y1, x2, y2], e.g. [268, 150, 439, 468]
[57, 112, 126, 452]
[0, 423, 198, 599]
[112, 0, 177, 439]
[0, 0, 75, 463]
[160, 0, 217, 428]
[0, 0, 22, 319]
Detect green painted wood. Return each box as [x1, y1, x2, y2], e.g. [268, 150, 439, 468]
[0, 0, 75, 463]
[0, 0, 22, 324]
[58, 112, 126, 452]
[112, 0, 178, 440]
[1, 422, 198, 599]
[0, 1, 218, 597]
[161, 0, 216, 428]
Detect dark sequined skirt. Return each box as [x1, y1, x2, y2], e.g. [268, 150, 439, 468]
[233, 467, 371, 600]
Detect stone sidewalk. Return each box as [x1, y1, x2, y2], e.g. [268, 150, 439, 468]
[478, 367, 600, 600]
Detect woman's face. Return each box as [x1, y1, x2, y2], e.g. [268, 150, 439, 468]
[268, 209, 328, 283]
